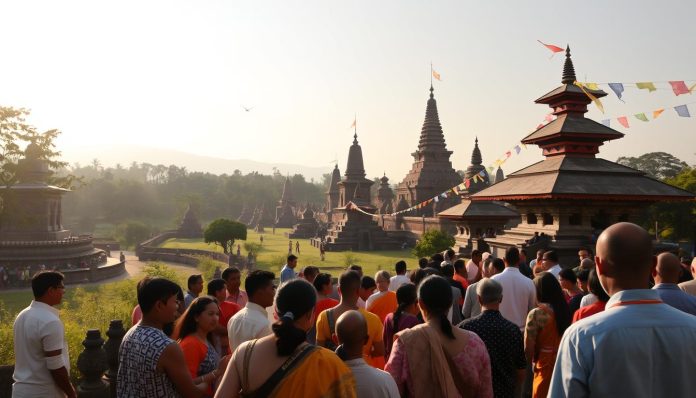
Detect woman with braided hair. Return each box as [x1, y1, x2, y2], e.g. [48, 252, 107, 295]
[382, 283, 420, 359]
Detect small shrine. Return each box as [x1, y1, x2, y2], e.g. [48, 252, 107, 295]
[275, 176, 297, 228]
[177, 204, 203, 238]
[376, 174, 395, 214]
[288, 204, 320, 239]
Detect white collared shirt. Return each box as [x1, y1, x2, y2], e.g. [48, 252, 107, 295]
[227, 301, 272, 352]
[547, 264, 562, 278]
[13, 301, 70, 397]
[388, 274, 410, 291]
[491, 267, 537, 330]
[345, 358, 400, 398]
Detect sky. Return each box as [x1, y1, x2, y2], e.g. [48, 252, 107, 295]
[1, 0, 695, 181]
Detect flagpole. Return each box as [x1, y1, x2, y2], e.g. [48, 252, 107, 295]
[430, 62, 433, 87]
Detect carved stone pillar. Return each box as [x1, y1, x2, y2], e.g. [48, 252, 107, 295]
[104, 320, 126, 398]
[77, 329, 109, 398]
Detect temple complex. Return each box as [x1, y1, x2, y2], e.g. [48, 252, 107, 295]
[275, 176, 297, 228]
[396, 86, 462, 216]
[288, 204, 319, 239]
[471, 47, 696, 265]
[177, 204, 203, 238]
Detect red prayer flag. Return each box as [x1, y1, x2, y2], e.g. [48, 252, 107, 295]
[669, 81, 691, 96]
[617, 116, 630, 128]
[465, 179, 471, 188]
[537, 40, 564, 54]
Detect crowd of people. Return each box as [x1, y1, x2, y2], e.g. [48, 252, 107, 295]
[11, 222, 696, 397]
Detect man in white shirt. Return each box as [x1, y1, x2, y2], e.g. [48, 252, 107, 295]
[228, 270, 276, 351]
[336, 310, 399, 398]
[13, 271, 76, 398]
[491, 247, 537, 331]
[542, 250, 562, 278]
[388, 260, 410, 291]
[466, 250, 483, 284]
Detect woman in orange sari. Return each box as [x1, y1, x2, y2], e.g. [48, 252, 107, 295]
[215, 279, 355, 398]
[524, 272, 571, 398]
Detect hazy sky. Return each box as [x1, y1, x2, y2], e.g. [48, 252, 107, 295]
[1, 0, 695, 181]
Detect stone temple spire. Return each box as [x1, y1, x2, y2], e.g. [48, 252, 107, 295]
[561, 46, 577, 84]
[417, 85, 449, 154]
[471, 137, 483, 166]
[345, 133, 366, 179]
[279, 175, 294, 204]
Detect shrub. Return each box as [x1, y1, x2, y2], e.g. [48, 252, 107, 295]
[412, 229, 455, 258]
[195, 255, 227, 281]
[342, 251, 360, 267]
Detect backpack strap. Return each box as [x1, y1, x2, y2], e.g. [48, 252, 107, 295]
[247, 344, 318, 397]
[241, 339, 258, 392]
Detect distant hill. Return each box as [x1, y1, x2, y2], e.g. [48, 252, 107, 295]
[61, 144, 331, 182]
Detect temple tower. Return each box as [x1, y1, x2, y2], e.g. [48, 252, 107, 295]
[325, 164, 341, 220]
[376, 174, 395, 214]
[462, 138, 490, 194]
[493, 166, 505, 184]
[396, 85, 462, 216]
[177, 204, 203, 238]
[275, 176, 297, 228]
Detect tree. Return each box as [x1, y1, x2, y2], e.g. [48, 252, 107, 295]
[412, 229, 455, 258]
[115, 221, 151, 248]
[617, 152, 688, 180]
[204, 218, 247, 254]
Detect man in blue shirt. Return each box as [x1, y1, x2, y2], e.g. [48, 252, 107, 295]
[652, 252, 696, 315]
[280, 254, 298, 284]
[549, 222, 696, 398]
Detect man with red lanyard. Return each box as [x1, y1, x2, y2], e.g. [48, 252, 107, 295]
[549, 222, 696, 397]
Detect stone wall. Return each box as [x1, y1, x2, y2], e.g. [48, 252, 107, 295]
[136, 231, 229, 266]
[61, 260, 127, 285]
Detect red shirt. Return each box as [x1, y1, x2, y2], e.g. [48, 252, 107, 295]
[453, 273, 469, 289]
[314, 297, 339, 320]
[219, 301, 241, 328]
[572, 300, 606, 323]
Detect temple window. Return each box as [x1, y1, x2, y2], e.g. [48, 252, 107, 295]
[527, 213, 538, 225]
[569, 213, 582, 225]
[542, 213, 553, 226]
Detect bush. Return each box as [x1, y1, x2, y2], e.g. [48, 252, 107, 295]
[114, 221, 151, 249]
[342, 251, 360, 267]
[195, 255, 227, 281]
[243, 242, 262, 258]
[412, 229, 455, 258]
[143, 262, 183, 285]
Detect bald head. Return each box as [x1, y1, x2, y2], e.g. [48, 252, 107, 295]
[335, 310, 368, 353]
[655, 253, 683, 284]
[596, 222, 654, 294]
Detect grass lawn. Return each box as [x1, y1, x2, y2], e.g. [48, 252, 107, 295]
[161, 228, 419, 278]
[1, 285, 101, 315]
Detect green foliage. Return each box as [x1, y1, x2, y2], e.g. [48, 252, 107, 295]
[195, 256, 227, 281]
[412, 229, 455, 258]
[644, 167, 696, 242]
[204, 219, 247, 254]
[114, 221, 152, 248]
[243, 242, 262, 258]
[143, 262, 183, 285]
[342, 251, 360, 267]
[617, 152, 688, 180]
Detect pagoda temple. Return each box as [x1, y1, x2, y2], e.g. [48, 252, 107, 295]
[461, 138, 490, 194]
[376, 174, 395, 214]
[288, 204, 320, 239]
[177, 204, 203, 238]
[396, 85, 462, 216]
[275, 176, 297, 228]
[471, 47, 695, 265]
[493, 166, 505, 184]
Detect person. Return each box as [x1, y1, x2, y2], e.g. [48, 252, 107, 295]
[295, 241, 300, 254]
[418, 257, 428, 269]
[280, 254, 298, 284]
[652, 252, 696, 315]
[529, 249, 544, 270]
[336, 311, 399, 398]
[549, 222, 696, 397]
[572, 268, 609, 323]
[13, 271, 76, 398]
[300, 265, 319, 283]
[118, 277, 222, 397]
[173, 296, 224, 397]
[316, 271, 385, 368]
[383, 283, 420, 359]
[259, 235, 263, 245]
[385, 275, 493, 398]
[440, 263, 464, 324]
[308, 273, 339, 344]
[320, 243, 326, 261]
[441, 248, 456, 267]
[492, 247, 537, 331]
[184, 274, 204, 310]
[460, 278, 526, 398]
[358, 275, 376, 309]
[227, 270, 275, 352]
[679, 258, 696, 296]
[236, 244, 241, 257]
[288, 240, 293, 254]
[388, 260, 410, 291]
[366, 271, 398, 323]
[518, 249, 533, 279]
[577, 247, 591, 262]
[212, 267, 222, 280]
[576, 268, 590, 294]
[208, 279, 240, 355]
[222, 267, 248, 308]
[466, 249, 483, 284]
[120, 251, 126, 263]
[462, 257, 504, 320]
[541, 251, 562, 278]
[246, 252, 254, 270]
[452, 258, 470, 289]
[524, 272, 570, 398]
[215, 279, 356, 397]
[559, 268, 584, 316]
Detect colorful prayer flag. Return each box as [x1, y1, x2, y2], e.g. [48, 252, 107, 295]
[575, 82, 605, 113]
[669, 81, 691, 96]
[521, 143, 527, 149]
[432, 69, 441, 81]
[653, 108, 664, 119]
[674, 105, 691, 117]
[634, 113, 649, 122]
[465, 179, 471, 188]
[536, 123, 545, 130]
[433, 196, 439, 203]
[514, 145, 521, 154]
[487, 167, 494, 173]
[690, 83, 696, 93]
[636, 82, 656, 92]
[350, 118, 356, 128]
[505, 151, 512, 158]
[585, 82, 600, 90]
[617, 116, 629, 128]
[537, 40, 564, 55]
[608, 83, 625, 101]
[601, 119, 610, 127]
[440, 192, 448, 199]
[544, 114, 554, 122]
[478, 170, 486, 177]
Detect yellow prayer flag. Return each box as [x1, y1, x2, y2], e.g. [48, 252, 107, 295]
[585, 82, 600, 90]
[636, 82, 657, 92]
[690, 83, 696, 93]
[575, 82, 605, 113]
[653, 108, 665, 119]
[432, 69, 441, 81]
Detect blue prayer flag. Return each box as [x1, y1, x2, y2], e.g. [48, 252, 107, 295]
[601, 119, 611, 127]
[675, 105, 691, 117]
[608, 83, 625, 101]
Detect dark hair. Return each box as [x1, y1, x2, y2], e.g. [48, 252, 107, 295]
[491, 258, 505, 273]
[430, 253, 444, 265]
[440, 263, 455, 278]
[520, 248, 528, 257]
[395, 260, 407, 274]
[339, 270, 361, 295]
[207, 278, 226, 296]
[578, 246, 593, 256]
[446, 249, 456, 260]
[393, 283, 417, 332]
[221, 267, 240, 281]
[533, 272, 571, 336]
[418, 257, 429, 269]
[347, 265, 363, 277]
[418, 275, 454, 339]
[302, 266, 319, 280]
[588, 269, 610, 302]
[505, 247, 520, 265]
[544, 250, 559, 263]
[313, 273, 332, 292]
[31, 271, 64, 298]
[471, 249, 482, 259]
[559, 268, 577, 284]
[172, 296, 218, 341]
[245, 270, 275, 297]
[410, 268, 428, 286]
[187, 274, 203, 290]
[577, 268, 591, 283]
[138, 277, 182, 314]
[361, 276, 376, 290]
[272, 279, 317, 356]
[287, 254, 298, 262]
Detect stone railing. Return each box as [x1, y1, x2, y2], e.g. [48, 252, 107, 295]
[136, 231, 230, 267]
